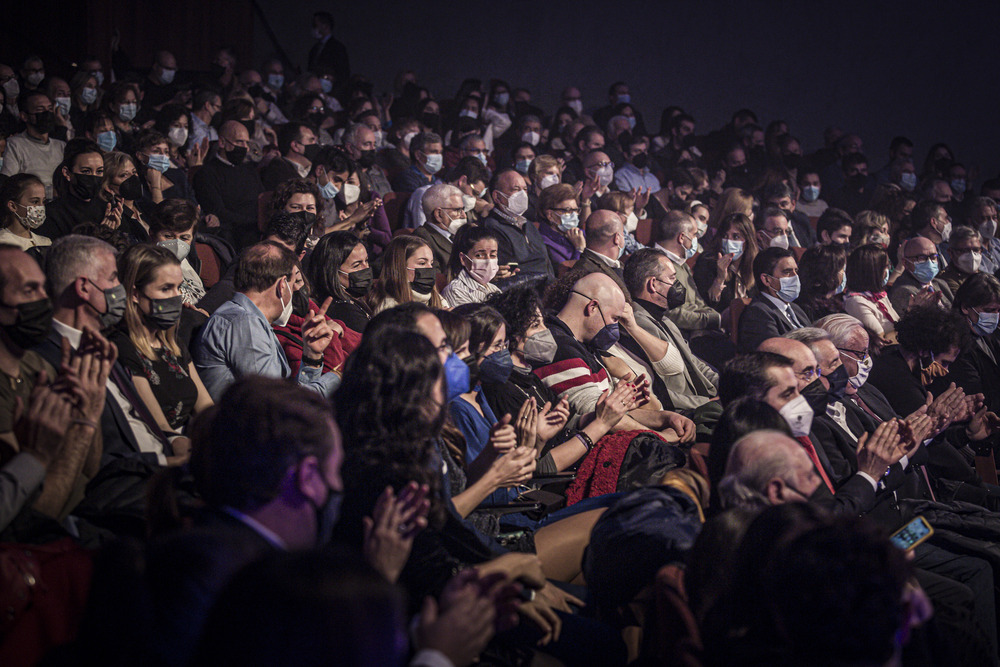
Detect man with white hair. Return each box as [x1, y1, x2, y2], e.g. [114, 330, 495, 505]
[718, 429, 824, 509]
[341, 122, 391, 197]
[413, 184, 466, 272]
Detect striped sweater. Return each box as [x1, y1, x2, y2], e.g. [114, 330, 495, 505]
[533, 315, 611, 415]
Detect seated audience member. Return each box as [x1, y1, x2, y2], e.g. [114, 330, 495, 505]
[0, 173, 51, 250]
[442, 224, 501, 307]
[947, 273, 1000, 414]
[149, 199, 210, 305]
[194, 242, 339, 400]
[718, 428, 829, 510]
[41, 235, 179, 466]
[622, 248, 720, 412]
[341, 121, 392, 198]
[572, 209, 629, 297]
[815, 207, 853, 246]
[526, 153, 562, 216]
[888, 236, 954, 314]
[101, 150, 151, 243]
[133, 129, 197, 206]
[827, 152, 872, 216]
[103, 82, 143, 154]
[0, 245, 108, 525]
[484, 168, 555, 283]
[404, 155, 492, 229]
[596, 190, 647, 254]
[413, 183, 466, 272]
[306, 231, 373, 340]
[737, 247, 808, 353]
[1, 90, 65, 197]
[366, 235, 446, 313]
[261, 122, 318, 191]
[762, 181, 815, 248]
[533, 272, 695, 442]
[752, 205, 792, 251]
[268, 177, 324, 245]
[272, 260, 351, 376]
[536, 183, 585, 266]
[795, 244, 846, 322]
[40, 139, 114, 240]
[112, 244, 213, 439]
[909, 199, 953, 268]
[850, 210, 891, 249]
[967, 196, 1000, 274]
[654, 210, 721, 333]
[938, 224, 984, 296]
[311, 148, 391, 251]
[613, 132, 659, 194]
[843, 243, 898, 348]
[392, 131, 443, 192]
[154, 104, 204, 171]
[192, 120, 263, 250]
[692, 212, 756, 313]
[577, 149, 615, 216]
[706, 187, 754, 237]
[796, 167, 829, 220]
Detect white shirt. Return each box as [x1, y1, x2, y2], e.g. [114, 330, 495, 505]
[0, 228, 51, 250]
[222, 506, 287, 549]
[762, 292, 803, 327]
[589, 249, 621, 270]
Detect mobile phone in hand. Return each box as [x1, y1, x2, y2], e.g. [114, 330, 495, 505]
[890, 516, 933, 551]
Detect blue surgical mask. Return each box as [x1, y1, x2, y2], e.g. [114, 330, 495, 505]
[900, 172, 918, 191]
[267, 73, 284, 90]
[951, 179, 967, 195]
[772, 274, 800, 302]
[801, 185, 820, 202]
[96, 130, 117, 152]
[479, 349, 514, 384]
[444, 352, 470, 401]
[974, 310, 999, 336]
[494, 91, 509, 106]
[912, 260, 939, 284]
[683, 234, 699, 259]
[515, 158, 531, 174]
[320, 180, 339, 200]
[558, 212, 579, 231]
[721, 238, 744, 260]
[320, 78, 333, 94]
[147, 154, 170, 173]
[80, 86, 98, 105]
[836, 272, 847, 295]
[617, 93, 631, 104]
[424, 153, 443, 174]
[627, 116, 636, 130]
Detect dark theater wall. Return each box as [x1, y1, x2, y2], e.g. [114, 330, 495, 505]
[253, 0, 1000, 178]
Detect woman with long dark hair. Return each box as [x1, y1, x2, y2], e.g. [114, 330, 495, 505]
[307, 231, 373, 339]
[692, 212, 757, 312]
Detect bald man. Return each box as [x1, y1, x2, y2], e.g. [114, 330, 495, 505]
[758, 336, 821, 392]
[570, 209, 630, 296]
[718, 430, 823, 509]
[889, 236, 954, 314]
[193, 120, 264, 250]
[534, 273, 696, 441]
[484, 169, 554, 283]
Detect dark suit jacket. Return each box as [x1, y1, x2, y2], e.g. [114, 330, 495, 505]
[307, 37, 350, 95]
[736, 293, 810, 353]
[412, 223, 453, 273]
[947, 333, 1000, 414]
[573, 248, 629, 299]
[259, 156, 301, 192]
[789, 210, 816, 248]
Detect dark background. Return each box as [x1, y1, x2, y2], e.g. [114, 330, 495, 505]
[4, 1, 1000, 179]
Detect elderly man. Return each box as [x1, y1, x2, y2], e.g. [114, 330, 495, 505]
[194, 242, 338, 400]
[622, 248, 719, 412]
[342, 122, 391, 197]
[654, 210, 721, 333]
[938, 225, 984, 295]
[1, 90, 66, 197]
[404, 156, 490, 229]
[193, 120, 264, 250]
[484, 169, 554, 282]
[889, 236, 954, 314]
[910, 199, 953, 268]
[718, 430, 825, 508]
[737, 247, 809, 353]
[141, 50, 186, 112]
[459, 133, 490, 167]
[413, 183, 466, 272]
[533, 273, 695, 442]
[572, 210, 629, 296]
[392, 132, 443, 192]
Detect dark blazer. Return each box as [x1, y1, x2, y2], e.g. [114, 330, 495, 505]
[573, 248, 629, 298]
[307, 36, 350, 95]
[736, 293, 810, 353]
[259, 156, 302, 192]
[789, 210, 816, 248]
[412, 223, 453, 273]
[947, 333, 1000, 414]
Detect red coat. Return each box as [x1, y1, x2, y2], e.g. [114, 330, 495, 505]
[273, 299, 362, 375]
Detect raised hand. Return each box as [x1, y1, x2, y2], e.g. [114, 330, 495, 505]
[13, 372, 73, 467]
[417, 570, 497, 666]
[362, 482, 430, 583]
[536, 398, 569, 444]
[594, 381, 640, 429]
[488, 413, 517, 454]
[515, 397, 539, 450]
[856, 419, 904, 479]
[301, 297, 334, 359]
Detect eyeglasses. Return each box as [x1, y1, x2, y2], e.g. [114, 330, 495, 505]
[904, 253, 938, 263]
[795, 366, 822, 382]
[551, 207, 580, 214]
[586, 161, 612, 170]
[838, 347, 870, 363]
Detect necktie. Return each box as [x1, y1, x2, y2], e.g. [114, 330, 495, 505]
[796, 435, 836, 494]
[785, 305, 803, 328]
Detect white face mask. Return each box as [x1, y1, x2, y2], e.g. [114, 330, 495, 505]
[956, 250, 982, 275]
[464, 254, 499, 285]
[156, 239, 191, 261]
[446, 212, 466, 236]
[625, 212, 639, 233]
[521, 130, 540, 146]
[342, 183, 361, 205]
[501, 189, 529, 217]
[539, 173, 560, 190]
[939, 221, 952, 242]
[779, 393, 814, 437]
[167, 126, 188, 148]
[15, 203, 46, 230]
[274, 280, 294, 327]
[767, 231, 789, 249]
[461, 194, 476, 212]
[401, 132, 418, 151]
[980, 219, 998, 240]
[566, 99, 583, 114]
[848, 356, 873, 389]
[594, 164, 614, 188]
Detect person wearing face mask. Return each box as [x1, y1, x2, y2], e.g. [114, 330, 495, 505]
[753, 205, 793, 252]
[484, 169, 554, 283]
[572, 210, 631, 297]
[193, 121, 264, 251]
[261, 122, 319, 190]
[796, 168, 829, 221]
[141, 50, 185, 113]
[307, 11, 350, 100]
[613, 135, 660, 194]
[134, 130, 197, 207]
[149, 199, 213, 309]
[693, 212, 757, 314]
[843, 244, 899, 349]
[737, 247, 809, 353]
[188, 90, 221, 154]
[1, 91, 66, 198]
[342, 122, 391, 198]
[888, 236, 955, 315]
[0, 174, 51, 250]
[413, 184, 466, 272]
[102, 82, 142, 154]
[827, 153, 873, 217]
[794, 244, 847, 323]
[591, 82, 645, 138]
[41, 139, 123, 240]
[967, 196, 1000, 275]
[938, 225, 984, 296]
[68, 71, 101, 138]
[536, 183, 585, 265]
[194, 242, 338, 402]
[596, 190, 648, 255]
[441, 225, 502, 307]
[154, 104, 205, 172]
[102, 150, 152, 243]
[366, 235, 447, 314]
[112, 245, 213, 441]
[948, 273, 1000, 414]
[306, 231, 373, 343]
[392, 131, 444, 192]
[404, 155, 490, 229]
[909, 199, 953, 269]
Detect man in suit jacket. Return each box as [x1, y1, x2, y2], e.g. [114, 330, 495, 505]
[412, 183, 464, 272]
[889, 236, 954, 314]
[307, 11, 350, 99]
[654, 210, 723, 336]
[260, 122, 317, 191]
[569, 209, 629, 297]
[737, 246, 810, 352]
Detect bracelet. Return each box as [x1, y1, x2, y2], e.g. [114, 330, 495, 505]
[575, 431, 594, 452]
[70, 419, 98, 430]
[301, 355, 323, 368]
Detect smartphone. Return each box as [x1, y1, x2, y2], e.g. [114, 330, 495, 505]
[505, 263, 518, 270]
[890, 516, 933, 551]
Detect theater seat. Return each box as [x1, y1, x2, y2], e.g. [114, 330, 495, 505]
[257, 191, 273, 232]
[793, 245, 807, 262]
[381, 191, 410, 232]
[435, 272, 448, 293]
[557, 259, 577, 278]
[635, 217, 653, 245]
[729, 297, 752, 345]
[195, 242, 222, 288]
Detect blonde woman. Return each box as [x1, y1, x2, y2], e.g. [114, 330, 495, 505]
[112, 245, 213, 463]
[102, 150, 150, 241]
[366, 235, 447, 313]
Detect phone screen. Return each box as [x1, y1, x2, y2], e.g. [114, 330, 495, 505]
[890, 517, 931, 551]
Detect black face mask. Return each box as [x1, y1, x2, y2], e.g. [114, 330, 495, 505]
[847, 173, 867, 190]
[800, 377, 830, 416]
[782, 153, 802, 170]
[291, 289, 312, 318]
[0, 298, 53, 349]
[410, 267, 437, 295]
[291, 211, 317, 228]
[666, 281, 686, 310]
[30, 110, 55, 135]
[225, 146, 248, 165]
[343, 267, 373, 298]
[241, 119, 256, 138]
[210, 62, 227, 80]
[358, 149, 376, 169]
[303, 143, 322, 162]
[421, 112, 440, 128]
[119, 174, 143, 201]
[826, 364, 850, 400]
[144, 295, 183, 330]
[632, 152, 649, 170]
[70, 173, 104, 201]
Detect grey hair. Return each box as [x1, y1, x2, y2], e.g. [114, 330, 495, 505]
[814, 313, 866, 347]
[949, 224, 981, 246]
[784, 327, 831, 345]
[47, 235, 117, 298]
[421, 184, 463, 221]
[718, 430, 793, 510]
[341, 122, 370, 148]
[717, 475, 770, 511]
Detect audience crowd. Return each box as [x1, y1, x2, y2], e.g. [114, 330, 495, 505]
[5, 12, 1000, 666]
